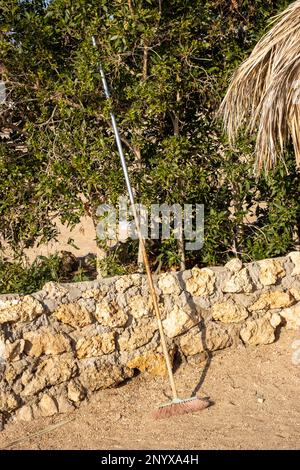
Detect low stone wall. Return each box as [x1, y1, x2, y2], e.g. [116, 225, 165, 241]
[1, 253, 300, 429]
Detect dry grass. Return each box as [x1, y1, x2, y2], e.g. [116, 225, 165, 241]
[219, 1, 300, 173]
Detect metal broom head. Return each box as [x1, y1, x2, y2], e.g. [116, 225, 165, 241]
[152, 397, 211, 420]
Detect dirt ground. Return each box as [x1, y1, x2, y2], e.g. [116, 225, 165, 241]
[1, 216, 98, 263]
[0, 329, 299, 450]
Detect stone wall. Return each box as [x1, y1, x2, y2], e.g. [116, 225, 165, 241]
[1, 253, 300, 429]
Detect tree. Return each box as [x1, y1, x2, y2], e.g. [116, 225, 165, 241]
[220, 0, 300, 173]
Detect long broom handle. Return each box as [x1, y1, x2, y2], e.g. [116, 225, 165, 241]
[92, 37, 178, 400]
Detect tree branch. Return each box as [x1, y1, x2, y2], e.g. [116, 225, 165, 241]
[159, 0, 162, 16]
[142, 42, 149, 81]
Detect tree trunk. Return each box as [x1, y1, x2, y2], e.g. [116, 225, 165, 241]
[293, 224, 300, 251]
[177, 237, 186, 271]
[128, 0, 134, 16]
[84, 201, 108, 279]
[230, 183, 243, 257]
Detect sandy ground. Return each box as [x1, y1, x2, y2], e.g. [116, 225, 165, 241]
[0, 329, 299, 450]
[25, 217, 98, 262]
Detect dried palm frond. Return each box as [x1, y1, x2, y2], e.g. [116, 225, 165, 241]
[219, 0, 300, 173]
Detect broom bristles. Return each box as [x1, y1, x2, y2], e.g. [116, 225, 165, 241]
[152, 397, 210, 420]
[219, 0, 300, 173]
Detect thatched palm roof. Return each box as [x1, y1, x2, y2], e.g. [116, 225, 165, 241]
[219, 1, 300, 173]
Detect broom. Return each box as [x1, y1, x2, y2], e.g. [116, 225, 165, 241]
[92, 36, 210, 419]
